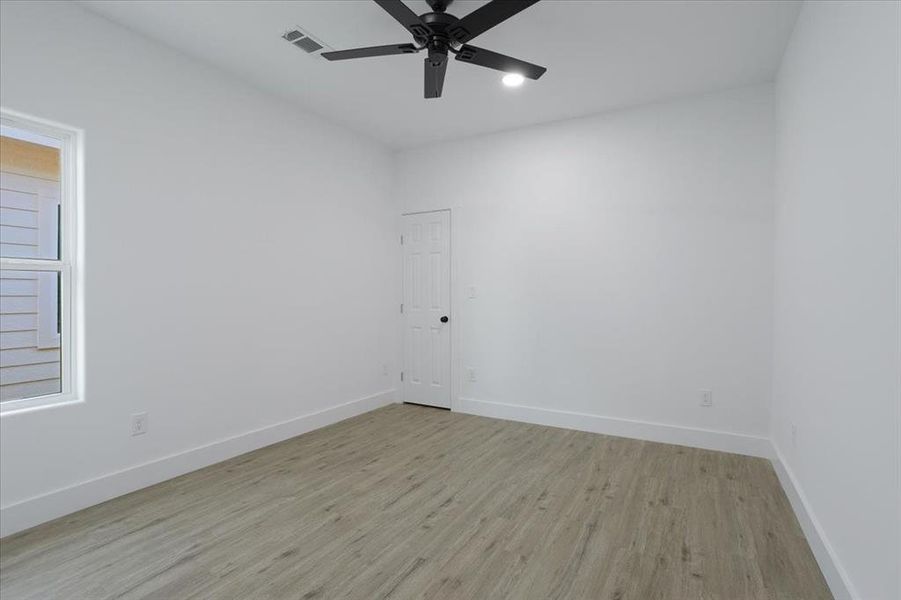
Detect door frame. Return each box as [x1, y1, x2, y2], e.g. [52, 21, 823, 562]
[399, 208, 460, 411]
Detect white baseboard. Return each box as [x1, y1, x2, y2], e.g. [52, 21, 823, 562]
[456, 397, 772, 458]
[0, 389, 396, 538]
[770, 445, 857, 600]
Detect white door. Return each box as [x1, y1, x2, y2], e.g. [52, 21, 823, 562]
[402, 210, 451, 408]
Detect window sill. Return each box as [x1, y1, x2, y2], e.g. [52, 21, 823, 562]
[0, 393, 82, 416]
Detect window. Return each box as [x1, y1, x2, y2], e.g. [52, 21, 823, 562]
[0, 110, 81, 412]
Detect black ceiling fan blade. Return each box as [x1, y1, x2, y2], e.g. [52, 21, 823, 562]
[455, 45, 546, 79]
[448, 0, 541, 44]
[424, 56, 448, 99]
[373, 0, 432, 39]
[321, 43, 419, 61]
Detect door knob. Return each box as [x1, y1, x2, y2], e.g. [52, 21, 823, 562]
[440, 315, 449, 323]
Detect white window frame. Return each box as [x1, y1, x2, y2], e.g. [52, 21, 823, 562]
[0, 109, 83, 414]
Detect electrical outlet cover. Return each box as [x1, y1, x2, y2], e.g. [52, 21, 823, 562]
[131, 413, 148, 436]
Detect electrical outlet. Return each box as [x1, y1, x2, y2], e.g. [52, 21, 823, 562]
[467, 367, 477, 382]
[131, 413, 148, 436]
[700, 390, 713, 407]
[466, 286, 477, 299]
[381, 363, 389, 376]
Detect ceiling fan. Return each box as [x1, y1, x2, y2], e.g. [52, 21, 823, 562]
[321, 0, 547, 99]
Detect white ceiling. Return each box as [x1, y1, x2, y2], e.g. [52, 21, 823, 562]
[78, 0, 800, 148]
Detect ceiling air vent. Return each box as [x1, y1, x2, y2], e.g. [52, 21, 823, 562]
[282, 27, 331, 56]
[293, 37, 323, 53]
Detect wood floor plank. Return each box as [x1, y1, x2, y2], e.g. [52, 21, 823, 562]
[0, 404, 832, 599]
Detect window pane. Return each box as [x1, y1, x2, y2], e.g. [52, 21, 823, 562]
[0, 129, 62, 260]
[0, 269, 62, 402]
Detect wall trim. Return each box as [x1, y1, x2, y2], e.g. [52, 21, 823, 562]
[456, 397, 772, 458]
[770, 444, 857, 600]
[0, 389, 396, 538]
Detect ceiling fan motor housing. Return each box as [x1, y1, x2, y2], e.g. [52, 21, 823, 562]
[420, 11, 459, 65]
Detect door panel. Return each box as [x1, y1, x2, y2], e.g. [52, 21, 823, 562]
[403, 211, 450, 408]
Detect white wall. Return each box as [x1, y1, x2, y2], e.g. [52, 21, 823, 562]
[396, 85, 776, 448]
[772, 2, 901, 599]
[0, 1, 397, 535]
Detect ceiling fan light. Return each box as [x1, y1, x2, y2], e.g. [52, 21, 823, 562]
[502, 73, 525, 87]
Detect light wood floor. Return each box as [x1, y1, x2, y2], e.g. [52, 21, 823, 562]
[1, 404, 831, 599]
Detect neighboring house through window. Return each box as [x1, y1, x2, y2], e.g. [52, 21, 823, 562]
[0, 111, 80, 411]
